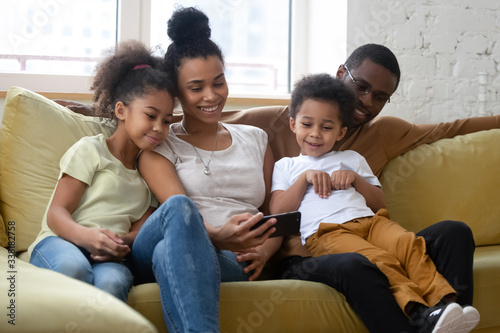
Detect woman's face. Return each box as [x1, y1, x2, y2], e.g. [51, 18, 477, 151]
[177, 55, 228, 124]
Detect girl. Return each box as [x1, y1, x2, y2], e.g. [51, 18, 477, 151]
[28, 40, 176, 302]
[128, 7, 280, 332]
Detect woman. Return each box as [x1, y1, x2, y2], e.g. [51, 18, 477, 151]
[128, 7, 282, 333]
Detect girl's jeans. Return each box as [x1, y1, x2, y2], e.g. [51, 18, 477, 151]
[129, 195, 250, 333]
[30, 235, 133, 302]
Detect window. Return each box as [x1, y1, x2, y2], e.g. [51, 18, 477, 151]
[0, 0, 117, 75]
[150, 0, 290, 95]
[0, 0, 346, 98]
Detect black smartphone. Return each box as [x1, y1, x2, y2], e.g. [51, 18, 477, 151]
[250, 211, 301, 238]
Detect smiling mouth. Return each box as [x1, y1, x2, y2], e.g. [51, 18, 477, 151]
[146, 135, 162, 145]
[306, 141, 322, 148]
[354, 109, 368, 118]
[200, 105, 219, 112]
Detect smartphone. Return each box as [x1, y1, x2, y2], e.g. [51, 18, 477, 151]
[250, 211, 301, 238]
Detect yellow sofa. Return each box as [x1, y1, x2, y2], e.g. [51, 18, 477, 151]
[0, 86, 499, 332]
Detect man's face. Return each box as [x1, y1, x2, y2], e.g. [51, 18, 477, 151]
[337, 59, 398, 128]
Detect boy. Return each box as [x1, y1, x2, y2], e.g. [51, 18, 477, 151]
[269, 73, 479, 333]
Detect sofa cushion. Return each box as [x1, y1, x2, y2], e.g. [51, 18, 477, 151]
[380, 129, 500, 247]
[472, 245, 500, 329]
[128, 280, 368, 333]
[0, 86, 116, 252]
[0, 247, 157, 332]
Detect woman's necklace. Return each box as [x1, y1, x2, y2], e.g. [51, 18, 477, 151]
[180, 122, 219, 176]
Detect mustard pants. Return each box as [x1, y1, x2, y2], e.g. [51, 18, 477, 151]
[306, 209, 456, 313]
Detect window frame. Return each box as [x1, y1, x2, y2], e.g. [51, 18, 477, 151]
[0, 0, 346, 103]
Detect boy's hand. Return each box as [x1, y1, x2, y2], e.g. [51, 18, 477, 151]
[331, 170, 357, 190]
[304, 170, 332, 198]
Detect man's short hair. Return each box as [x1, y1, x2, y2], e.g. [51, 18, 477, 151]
[345, 44, 401, 89]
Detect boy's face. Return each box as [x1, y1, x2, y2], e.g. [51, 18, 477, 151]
[290, 99, 347, 157]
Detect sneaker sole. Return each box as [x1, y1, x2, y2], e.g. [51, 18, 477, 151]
[432, 303, 464, 333]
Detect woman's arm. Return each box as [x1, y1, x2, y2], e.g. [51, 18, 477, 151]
[47, 175, 131, 259]
[138, 150, 186, 202]
[260, 145, 275, 215]
[138, 150, 277, 252]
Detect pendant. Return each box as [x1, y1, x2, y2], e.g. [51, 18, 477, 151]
[204, 167, 210, 175]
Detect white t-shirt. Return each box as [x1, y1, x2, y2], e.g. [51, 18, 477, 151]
[154, 123, 268, 228]
[28, 134, 152, 257]
[272, 150, 380, 244]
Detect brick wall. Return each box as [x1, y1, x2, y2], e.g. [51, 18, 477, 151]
[347, 0, 500, 123]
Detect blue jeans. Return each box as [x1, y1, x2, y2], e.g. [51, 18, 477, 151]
[30, 236, 133, 302]
[128, 195, 250, 333]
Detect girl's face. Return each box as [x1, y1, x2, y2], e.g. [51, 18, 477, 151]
[290, 99, 347, 157]
[176, 55, 228, 125]
[117, 89, 174, 151]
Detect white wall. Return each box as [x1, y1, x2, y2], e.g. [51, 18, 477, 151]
[347, 0, 500, 123]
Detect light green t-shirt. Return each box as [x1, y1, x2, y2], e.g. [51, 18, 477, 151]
[28, 134, 151, 257]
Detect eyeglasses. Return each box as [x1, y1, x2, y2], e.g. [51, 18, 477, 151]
[344, 64, 391, 104]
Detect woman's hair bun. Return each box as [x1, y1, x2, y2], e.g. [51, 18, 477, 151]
[167, 7, 211, 45]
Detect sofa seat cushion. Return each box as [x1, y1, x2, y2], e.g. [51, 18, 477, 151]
[0, 247, 157, 332]
[0, 87, 116, 252]
[380, 129, 500, 247]
[128, 280, 368, 333]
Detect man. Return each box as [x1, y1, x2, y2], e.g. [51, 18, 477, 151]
[274, 44, 498, 333]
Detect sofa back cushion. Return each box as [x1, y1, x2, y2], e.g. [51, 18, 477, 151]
[0, 87, 116, 252]
[380, 129, 500, 247]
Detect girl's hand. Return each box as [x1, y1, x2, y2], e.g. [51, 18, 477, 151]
[330, 170, 357, 190]
[304, 170, 332, 198]
[80, 228, 131, 262]
[208, 212, 276, 252]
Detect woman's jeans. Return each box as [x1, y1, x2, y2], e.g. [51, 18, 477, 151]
[30, 236, 133, 302]
[129, 195, 250, 333]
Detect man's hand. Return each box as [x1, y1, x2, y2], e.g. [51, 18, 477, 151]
[53, 100, 95, 116]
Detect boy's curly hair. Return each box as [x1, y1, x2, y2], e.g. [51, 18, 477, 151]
[290, 73, 355, 128]
[91, 40, 175, 119]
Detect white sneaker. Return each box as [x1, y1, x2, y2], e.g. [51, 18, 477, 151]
[428, 302, 464, 333]
[456, 306, 480, 333]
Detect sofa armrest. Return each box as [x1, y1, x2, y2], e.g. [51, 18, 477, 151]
[0, 247, 157, 333]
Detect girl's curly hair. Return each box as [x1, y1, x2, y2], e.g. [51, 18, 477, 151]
[91, 40, 175, 119]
